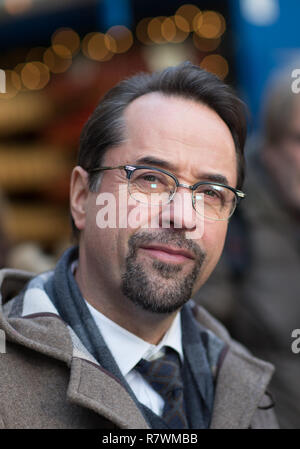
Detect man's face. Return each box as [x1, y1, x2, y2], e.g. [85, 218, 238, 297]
[75, 93, 237, 314]
[268, 99, 300, 214]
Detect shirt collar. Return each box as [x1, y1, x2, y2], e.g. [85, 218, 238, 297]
[85, 299, 184, 377]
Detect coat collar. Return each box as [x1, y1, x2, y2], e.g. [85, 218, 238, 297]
[0, 269, 274, 429]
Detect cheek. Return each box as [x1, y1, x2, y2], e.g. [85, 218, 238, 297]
[83, 194, 118, 255]
[119, 195, 156, 231]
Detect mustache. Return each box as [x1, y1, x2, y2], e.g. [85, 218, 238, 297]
[127, 230, 206, 262]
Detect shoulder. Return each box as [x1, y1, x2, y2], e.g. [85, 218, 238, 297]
[0, 268, 35, 312]
[188, 300, 274, 368]
[187, 301, 279, 428]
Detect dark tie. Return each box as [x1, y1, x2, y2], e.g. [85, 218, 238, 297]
[135, 347, 189, 429]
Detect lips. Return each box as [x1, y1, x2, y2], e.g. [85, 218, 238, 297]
[139, 244, 195, 263]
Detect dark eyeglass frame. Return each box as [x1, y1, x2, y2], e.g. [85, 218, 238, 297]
[87, 164, 246, 219]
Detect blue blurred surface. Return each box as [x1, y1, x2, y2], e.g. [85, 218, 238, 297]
[230, 0, 300, 129]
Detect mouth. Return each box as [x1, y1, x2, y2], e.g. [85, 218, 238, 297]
[139, 244, 195, 264]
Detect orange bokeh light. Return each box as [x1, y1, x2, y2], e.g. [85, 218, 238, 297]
[200, 54, 229, 79]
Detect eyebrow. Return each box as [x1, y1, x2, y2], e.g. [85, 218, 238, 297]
[135, 156, 230, 186]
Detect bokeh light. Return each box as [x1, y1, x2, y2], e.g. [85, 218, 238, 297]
[136, 18, 153, 45]
[11, 70, 21, 91]
[174, 14, 190, 33]
[161, 18, 177, 42]
[148, 17, 166, 44]
[21, 62, 50, 90]
[81, 32, 113, 61]
[14, 63, 27, 90]
[52, 44, 72, 59]
[137, 15, 189, 45]
[192, 12, 203, 33]
[175, 4, 201, 31]
[194, 11, 226, 39]
[200, 54, 229, 79]
[171, 16, 190, 43]
[51, 28, 80, 56]
[106, 25, 133, 54]
[43, 47, 72, 74]
[21, 63, 40, 90]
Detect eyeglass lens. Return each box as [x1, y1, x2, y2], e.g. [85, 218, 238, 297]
[128, 168, 236, 220]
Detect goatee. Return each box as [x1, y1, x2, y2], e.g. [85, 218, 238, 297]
[121, 230, 206, 314]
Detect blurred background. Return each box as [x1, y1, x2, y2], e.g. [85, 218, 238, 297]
[0, 0, 234, 268]
[1, 0, 300, 429]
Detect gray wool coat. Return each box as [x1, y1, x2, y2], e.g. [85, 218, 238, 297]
[0, 268, 279, 429]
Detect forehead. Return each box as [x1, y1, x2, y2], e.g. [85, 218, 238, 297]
[107, 92, 237, 186]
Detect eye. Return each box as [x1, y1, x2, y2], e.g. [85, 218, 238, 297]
[194, 184, 227, 206]
[135, 171, 169, 187]
[203, 188, 219, 198]
[196, 185, 222, 199]
[142, 174, 160, 183]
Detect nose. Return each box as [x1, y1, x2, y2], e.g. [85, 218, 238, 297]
[160, 186, 197, 231]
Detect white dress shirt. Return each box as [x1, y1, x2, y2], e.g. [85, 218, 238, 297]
[84, 299, 184, 416]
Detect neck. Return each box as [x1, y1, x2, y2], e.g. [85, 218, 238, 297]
[74, 259, 178, 345]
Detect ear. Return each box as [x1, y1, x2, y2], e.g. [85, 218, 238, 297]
[70, 166, 90, 231]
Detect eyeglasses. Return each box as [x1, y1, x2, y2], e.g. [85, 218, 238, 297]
[88, 164, 246, 221]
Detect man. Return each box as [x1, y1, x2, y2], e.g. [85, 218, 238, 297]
[0, 62, 278, 429]
[197, 67, 300, 428]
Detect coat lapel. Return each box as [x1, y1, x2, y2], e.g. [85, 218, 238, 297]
[67, 356, 149, 429]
